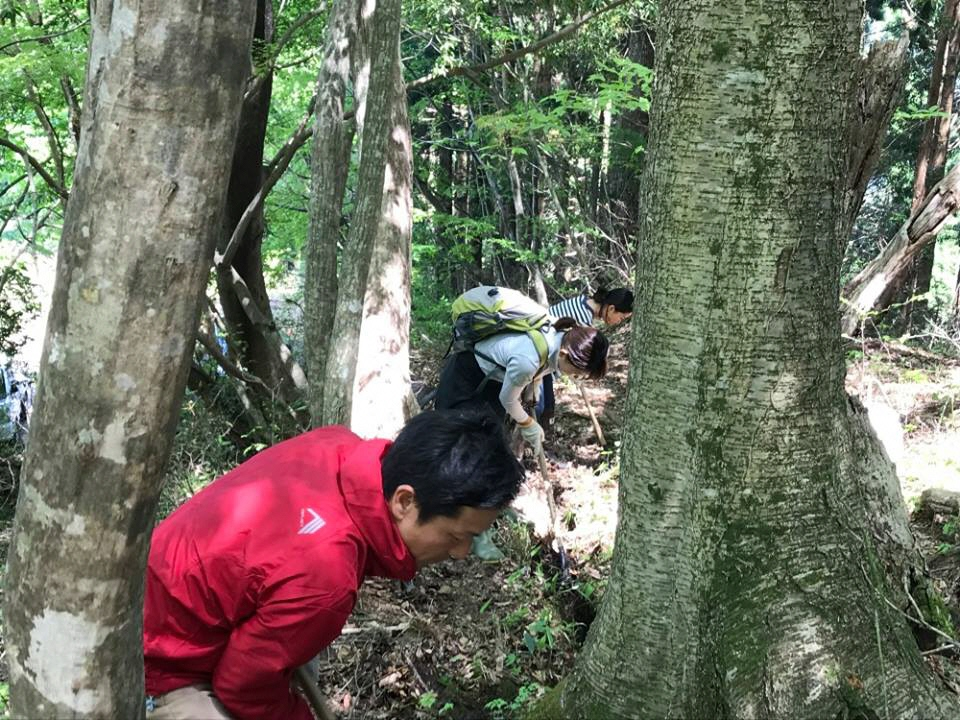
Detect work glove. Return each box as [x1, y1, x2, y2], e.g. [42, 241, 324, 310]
[471, 528, 505, 561]
[519, 419, 545, 454]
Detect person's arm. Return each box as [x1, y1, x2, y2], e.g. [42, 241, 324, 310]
[212, 578, 355, 720]
[498, 354, 538, 423]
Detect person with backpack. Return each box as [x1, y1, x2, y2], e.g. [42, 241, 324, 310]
[143, 409, 524, 720]
[435, 286, 609, 454]
[537, 286, 633, 430]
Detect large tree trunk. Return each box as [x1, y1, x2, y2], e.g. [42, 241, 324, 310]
[535, 1, 960, 717]
[3, 2, 254, 717]
[350, 51, 418, 438]
[319, 0, 402, 426]
[304, 0, 359, 423]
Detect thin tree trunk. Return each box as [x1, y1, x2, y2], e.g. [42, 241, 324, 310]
[535, 1, 959, 717]
[912, 0, 960, 210]
[350, 50, 419, 438]
[319, 0, 402, 426]
[3, 2, 254, 717]
[216, 0, 303, 415]
[304, 0, 359, 424]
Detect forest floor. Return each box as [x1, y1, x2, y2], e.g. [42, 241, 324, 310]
[313, 332, 960, 720]
[0, 330, 959, 718]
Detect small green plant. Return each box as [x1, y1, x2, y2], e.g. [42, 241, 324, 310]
[485, 697, 510, 714]
[418, 691, 439, 710]
[438, 702, 455, 716]
[523, 610, 557, 653]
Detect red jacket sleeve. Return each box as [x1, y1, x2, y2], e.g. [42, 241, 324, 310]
[211, 575, 355, 720]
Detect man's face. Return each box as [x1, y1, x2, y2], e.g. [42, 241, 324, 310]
[389, 486, 500, 567]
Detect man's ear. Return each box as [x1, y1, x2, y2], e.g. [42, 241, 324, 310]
[388, 484, 418, 522]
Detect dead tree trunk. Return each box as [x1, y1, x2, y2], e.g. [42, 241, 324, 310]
[841, 164, 960, 335]
[2, 2, 254, 717]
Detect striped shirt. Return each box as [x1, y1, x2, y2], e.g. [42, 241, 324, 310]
[548, 293, 594, 327]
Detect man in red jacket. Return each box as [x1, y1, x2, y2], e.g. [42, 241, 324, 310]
[143, 409, 523, 719]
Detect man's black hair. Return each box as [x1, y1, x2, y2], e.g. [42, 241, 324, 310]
[592, 286, 634, 313]
[381, 409, 525, 522]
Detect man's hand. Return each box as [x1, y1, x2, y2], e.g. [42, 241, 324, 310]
[518, 419, 545, 453]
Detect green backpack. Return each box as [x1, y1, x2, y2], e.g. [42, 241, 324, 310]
[450, 285, 551, 373]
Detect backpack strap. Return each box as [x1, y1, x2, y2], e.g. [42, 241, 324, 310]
[525, 329, 549, 375]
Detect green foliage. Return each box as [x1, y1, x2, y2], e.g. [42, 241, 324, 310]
[157, 389, 246, 520]
[484, 682, 544, 719]
[0, 261, 39, 356]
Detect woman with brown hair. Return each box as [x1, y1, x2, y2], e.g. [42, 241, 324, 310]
[435, 317, 609, 454]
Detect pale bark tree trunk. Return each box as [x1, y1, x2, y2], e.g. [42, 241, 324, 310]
[3, 2, 254, 718]
[350, 51, 419, 438]
[319, 0, 402, 426]
[533, 1, 960, 717]
[304, 0, 359, 423]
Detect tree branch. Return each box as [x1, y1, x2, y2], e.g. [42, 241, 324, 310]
[0, 19, 89, 54]
[0, 136, 69, 201]
[406, 0, 633, 92]
[216, 100, 318, 270]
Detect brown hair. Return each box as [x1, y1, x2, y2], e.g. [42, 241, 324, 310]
[560, 326, 609, 379]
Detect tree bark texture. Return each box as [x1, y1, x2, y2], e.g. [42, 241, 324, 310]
[548, 1, 959, 717]
[841, 163, 960, 335]
[319, 0, 402, 426]
[3, 2, 254, 718]
[842, 37, 909, 241]
[304, 0, 359, 423]
[350, 49, 418, 439]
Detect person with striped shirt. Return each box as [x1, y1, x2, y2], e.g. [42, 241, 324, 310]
[539, 287, 634, 430]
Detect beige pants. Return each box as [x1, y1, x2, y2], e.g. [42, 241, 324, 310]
[146, 684, 233, 719]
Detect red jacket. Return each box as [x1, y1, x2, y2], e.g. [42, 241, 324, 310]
[144, 426, 416, 720]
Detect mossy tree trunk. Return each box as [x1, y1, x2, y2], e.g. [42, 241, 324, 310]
[3, 1, 254, 717]
[304, 0, 358, 423]
[542, 1, 960, 717]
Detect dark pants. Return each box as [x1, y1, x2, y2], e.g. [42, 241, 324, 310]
[436, 352, 505, 421]
[535, 374, 555, 422]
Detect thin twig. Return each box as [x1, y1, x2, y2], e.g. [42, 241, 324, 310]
[0, 19, 88, 54]
[0, 137, 69, 200]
